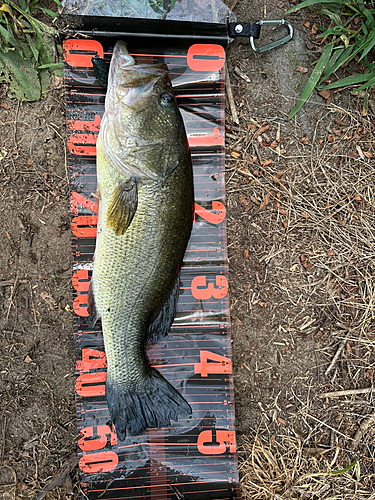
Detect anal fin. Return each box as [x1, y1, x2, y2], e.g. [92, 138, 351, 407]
[107, 178, 138, 235]
[145, 276, 180, 345]
[88, 280, 100, 327]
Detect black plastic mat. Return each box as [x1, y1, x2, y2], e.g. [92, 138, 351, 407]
[63, 28, 240, 500]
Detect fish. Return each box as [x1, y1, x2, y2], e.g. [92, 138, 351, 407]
[88, 41, 194, 440]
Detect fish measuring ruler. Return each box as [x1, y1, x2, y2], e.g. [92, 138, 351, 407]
[64, 29, 241, 500]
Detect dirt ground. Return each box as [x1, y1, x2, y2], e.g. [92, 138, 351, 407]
[1, 0, 375, 499]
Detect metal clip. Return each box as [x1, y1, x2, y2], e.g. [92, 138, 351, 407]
[250, 20, 293, 53]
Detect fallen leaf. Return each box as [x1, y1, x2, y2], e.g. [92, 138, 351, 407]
[334, 118, 349, 126]
[319, 89, 333, 105]
[303, 21, 310, 28]
[16, 482, 28, 491]
[327, 134, 335, 143]
[326, 250, 335, 256]
[278, 207, 286, 215]
[258, 301, 267, 308]
[300, 255, 307, 264]
[366, 369, 373, 381]
[0, 148, 7, 162]
[239, 195, 251, 208]
[277, 417, 286, 425]
[231, 314, 242, 326]
[299, 134, 309, 145]
[243, 249, 249, 259]
[40, 291, 58, 310]
[296, 66, 308, 74]
[260, 159, 272, 167]
[258, 192, 271, 211]
[363, 151, 373, 159]
[348, 151, 359, 158]
[0, 102, 10, 109]
[346, 342, 352, 353]
[24, 355, 33, 364]
[290, 263, 298, 273]
[301, 212, 310, 219]
[231, 151, 240, 159]
[253, 124, 270, 140]
[311, 23, 318, 34]
[0, 3, 11, 14]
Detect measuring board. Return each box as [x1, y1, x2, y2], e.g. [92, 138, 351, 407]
[63, 30, 241, 500]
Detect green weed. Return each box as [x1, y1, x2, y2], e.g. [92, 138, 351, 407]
[0, 0, 62, 101]
[287, 0, 375, 117]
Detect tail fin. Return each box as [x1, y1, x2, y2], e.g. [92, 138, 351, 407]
[106, 369, 191, 440]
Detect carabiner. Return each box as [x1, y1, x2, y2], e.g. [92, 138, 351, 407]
[250, 20, 294, 53]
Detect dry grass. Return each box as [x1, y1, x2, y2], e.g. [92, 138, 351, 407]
[239, 432, 375, 499]
[226, 102, 375, 499]
[227, 104, 375, 335]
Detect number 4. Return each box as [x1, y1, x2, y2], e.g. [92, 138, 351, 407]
[194, 350, 232, 377]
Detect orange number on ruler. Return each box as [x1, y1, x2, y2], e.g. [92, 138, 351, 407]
[194, 201, 225, 224]
[79, 451, 118, 473]
[63, 39, 104, 67]
[188, 127, 224, 148]
[76, 348, 107, 372]
[78, 425, 117, 451]
[194, 350, 232, 377]
[72, 269, 90, 317]
[71, 192, 97, 216]
[67, 133, 98, 156]
[71, 215, 98, 238]
[191, 275, 228, 300]
[68, 115, 101, 132]
[75, 372, 106, 397]
[187, 44, 225, 72]
[197, 429, 236, 455]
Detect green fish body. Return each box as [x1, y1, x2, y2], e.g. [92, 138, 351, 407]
[89, 41, 194, 440]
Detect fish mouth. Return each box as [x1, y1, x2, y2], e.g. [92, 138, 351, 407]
[108, 41, 169, 111]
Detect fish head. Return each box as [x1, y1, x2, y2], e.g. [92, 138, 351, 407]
[103, 41, 188, 182]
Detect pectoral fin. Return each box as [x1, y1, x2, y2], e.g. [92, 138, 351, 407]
[107, 179, 138, 235]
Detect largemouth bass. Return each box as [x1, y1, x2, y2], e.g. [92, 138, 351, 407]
[89, 41, 194, 440]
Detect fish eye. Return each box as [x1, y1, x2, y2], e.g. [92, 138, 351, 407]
[160, 92, 174, 107]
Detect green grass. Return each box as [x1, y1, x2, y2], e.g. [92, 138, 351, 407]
[0, 0, 62, 101]
[287, 0, 375, 117]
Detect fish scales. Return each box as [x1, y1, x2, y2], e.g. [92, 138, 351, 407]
[89, 41, 194, 440]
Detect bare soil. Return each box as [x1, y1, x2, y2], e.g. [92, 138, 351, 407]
[1, 1, 375, 499]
